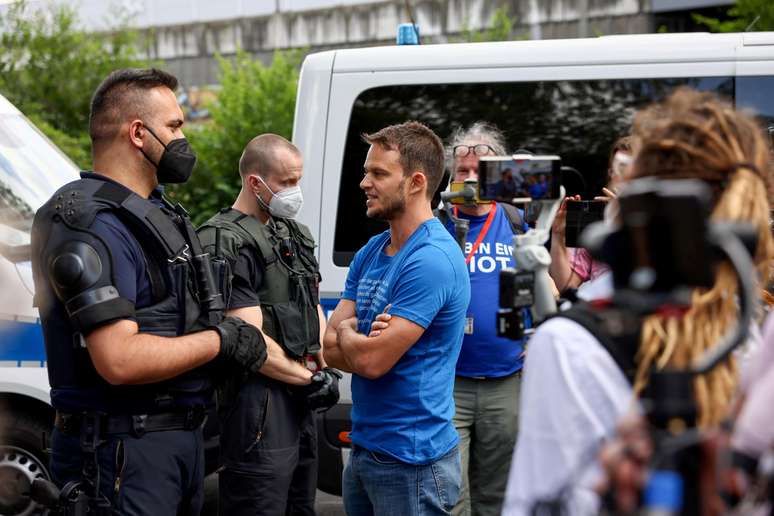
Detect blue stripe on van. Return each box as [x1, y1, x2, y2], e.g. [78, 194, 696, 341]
[0, 319, 46, 366]
[0, 299, 343, 367]
[320, 297, 340, 316]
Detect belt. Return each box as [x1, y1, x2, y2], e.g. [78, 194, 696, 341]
[460, 369, 523, 381]
[55, 408, 207, 439]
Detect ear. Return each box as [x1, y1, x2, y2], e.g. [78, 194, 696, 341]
[247, 174, 262, 196]
[408, 171, 428, 197]
[129, 120, 144, 149]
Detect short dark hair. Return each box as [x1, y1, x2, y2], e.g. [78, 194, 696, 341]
[89, 68, 178, 149]
[362, 121, 444, 199]
[239, 134, 300, 178]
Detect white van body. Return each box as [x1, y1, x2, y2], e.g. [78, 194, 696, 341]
[0, 93, 80, 515]
[292, 31, 774, 494]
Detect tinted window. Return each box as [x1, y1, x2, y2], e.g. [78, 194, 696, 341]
[736, 76, 774, 147]
[334, 77, 733, 266]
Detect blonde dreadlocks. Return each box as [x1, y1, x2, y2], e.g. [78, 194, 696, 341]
[630, 87, 774, 427]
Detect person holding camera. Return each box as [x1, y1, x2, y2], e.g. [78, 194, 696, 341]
[548, 136, 632, 299]
[31, 68, 268, 515]
[503, 88, 774, 515]
[440, 122, 529, 516]
[197, 134, 339, 516]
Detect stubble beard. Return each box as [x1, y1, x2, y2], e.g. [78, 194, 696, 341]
[367, 178, 408, 221]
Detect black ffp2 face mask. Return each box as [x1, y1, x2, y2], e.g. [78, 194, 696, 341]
[141, 124, 197, 184]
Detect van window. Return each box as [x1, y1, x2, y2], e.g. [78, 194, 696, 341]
[334, 77, 733, 266]
[736, 76, 774, 147]
[0, 113, 79, 234]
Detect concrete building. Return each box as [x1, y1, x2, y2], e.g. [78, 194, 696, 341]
[3, 0, 736, 86]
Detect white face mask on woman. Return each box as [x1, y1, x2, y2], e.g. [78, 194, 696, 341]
[256, 175, 304, 219]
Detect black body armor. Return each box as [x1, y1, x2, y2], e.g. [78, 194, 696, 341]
[198, 209, 321, 359]
[31, 176, 221, 413]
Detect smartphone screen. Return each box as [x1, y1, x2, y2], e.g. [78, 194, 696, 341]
[478, 155, 561, 202]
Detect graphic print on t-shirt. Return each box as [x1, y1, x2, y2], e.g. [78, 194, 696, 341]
[462, 240, 515, 274]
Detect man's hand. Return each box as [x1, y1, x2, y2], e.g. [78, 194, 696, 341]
[369, 313, 392, 337]
[303, 367, 342, 411]
[368, 304, 392, 337]
[214, 316, 268, 374]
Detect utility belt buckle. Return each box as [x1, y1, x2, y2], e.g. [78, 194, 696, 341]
[132, 415, 148, 438]
[79, 412, 106, 453]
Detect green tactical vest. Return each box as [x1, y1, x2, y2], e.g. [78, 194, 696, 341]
[198, 208, 321, 358]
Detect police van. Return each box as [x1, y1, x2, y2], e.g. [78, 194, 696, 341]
[292, 31, 774, 495]
[0, 93, 78, 515]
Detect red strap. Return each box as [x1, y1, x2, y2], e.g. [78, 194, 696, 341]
[455, 205, 496, 265]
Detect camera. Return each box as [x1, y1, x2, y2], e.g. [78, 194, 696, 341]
[583, 178, 716, 299]
[497, 269, 535, 340]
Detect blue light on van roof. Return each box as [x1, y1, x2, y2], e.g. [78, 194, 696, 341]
[397, 23, 419, 45]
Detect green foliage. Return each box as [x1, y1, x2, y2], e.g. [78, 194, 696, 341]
[0, 1, 151, 168]
[458, 7, 523, 43]
[168, 50, 302, 224]
[26, 113, 91, 167]
[693, 0, 774, 32]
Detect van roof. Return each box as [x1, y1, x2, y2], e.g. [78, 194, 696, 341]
[330, 32, 774, 73]
[0, 94, 22, 116]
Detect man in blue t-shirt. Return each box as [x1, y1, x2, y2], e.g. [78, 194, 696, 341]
[324, 121, 470, 516]
[444, 122, 529, 516]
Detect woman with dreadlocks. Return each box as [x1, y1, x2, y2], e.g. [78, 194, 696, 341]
[502, 87, 774, 515]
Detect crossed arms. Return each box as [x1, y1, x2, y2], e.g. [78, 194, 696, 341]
[323, 299, 425, 380]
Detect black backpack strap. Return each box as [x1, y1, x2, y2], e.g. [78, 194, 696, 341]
[499, 202, 525, 235]
[547, 303, 639, 384]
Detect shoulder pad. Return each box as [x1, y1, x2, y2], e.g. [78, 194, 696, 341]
[198, 222, 245, 262]
[41, 225, 134, 333]
[36, 178, 118, 231]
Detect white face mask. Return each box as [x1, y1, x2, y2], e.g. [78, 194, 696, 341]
[256, 175, 304, 219]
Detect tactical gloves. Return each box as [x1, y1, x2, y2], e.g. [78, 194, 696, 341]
[304, 367, 342, 411]
[214, 316, 268, 374]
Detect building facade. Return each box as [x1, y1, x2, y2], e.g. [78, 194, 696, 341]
[6, 0, 736, 86]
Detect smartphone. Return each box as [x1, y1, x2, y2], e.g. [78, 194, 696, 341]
[478, 155, 561, 202]
[564, 200, 606, 247]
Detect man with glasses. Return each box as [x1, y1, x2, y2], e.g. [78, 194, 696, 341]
[443, 122, 529, 516]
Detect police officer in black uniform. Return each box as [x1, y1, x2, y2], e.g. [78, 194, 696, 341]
[198, 134, 340, 515]
[31, 68, 267, 515]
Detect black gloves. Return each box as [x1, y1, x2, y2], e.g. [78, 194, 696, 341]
[213, 316, 268, 374]
[304, 367, 342, 411]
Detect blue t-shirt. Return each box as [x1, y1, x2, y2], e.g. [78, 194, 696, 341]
[444, 204, 529, 378]
[342, 218, 470, 465]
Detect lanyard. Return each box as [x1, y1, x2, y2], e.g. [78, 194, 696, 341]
[454, 204, 496, 265]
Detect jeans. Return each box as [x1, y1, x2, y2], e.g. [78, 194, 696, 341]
[343, 444, 461, 516]
[453, 371, 522, 516]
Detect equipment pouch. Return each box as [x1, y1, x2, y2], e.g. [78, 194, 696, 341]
[263, 301, 320, 359]
[135, 262, 189, 336]
[210, 257, 232, 308]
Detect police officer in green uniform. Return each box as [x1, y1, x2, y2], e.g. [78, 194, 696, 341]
[198, 134, 340, 516]
[31, 68, 267, 515]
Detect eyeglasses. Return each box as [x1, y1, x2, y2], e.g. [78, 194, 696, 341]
[453, 144, 496, 158]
